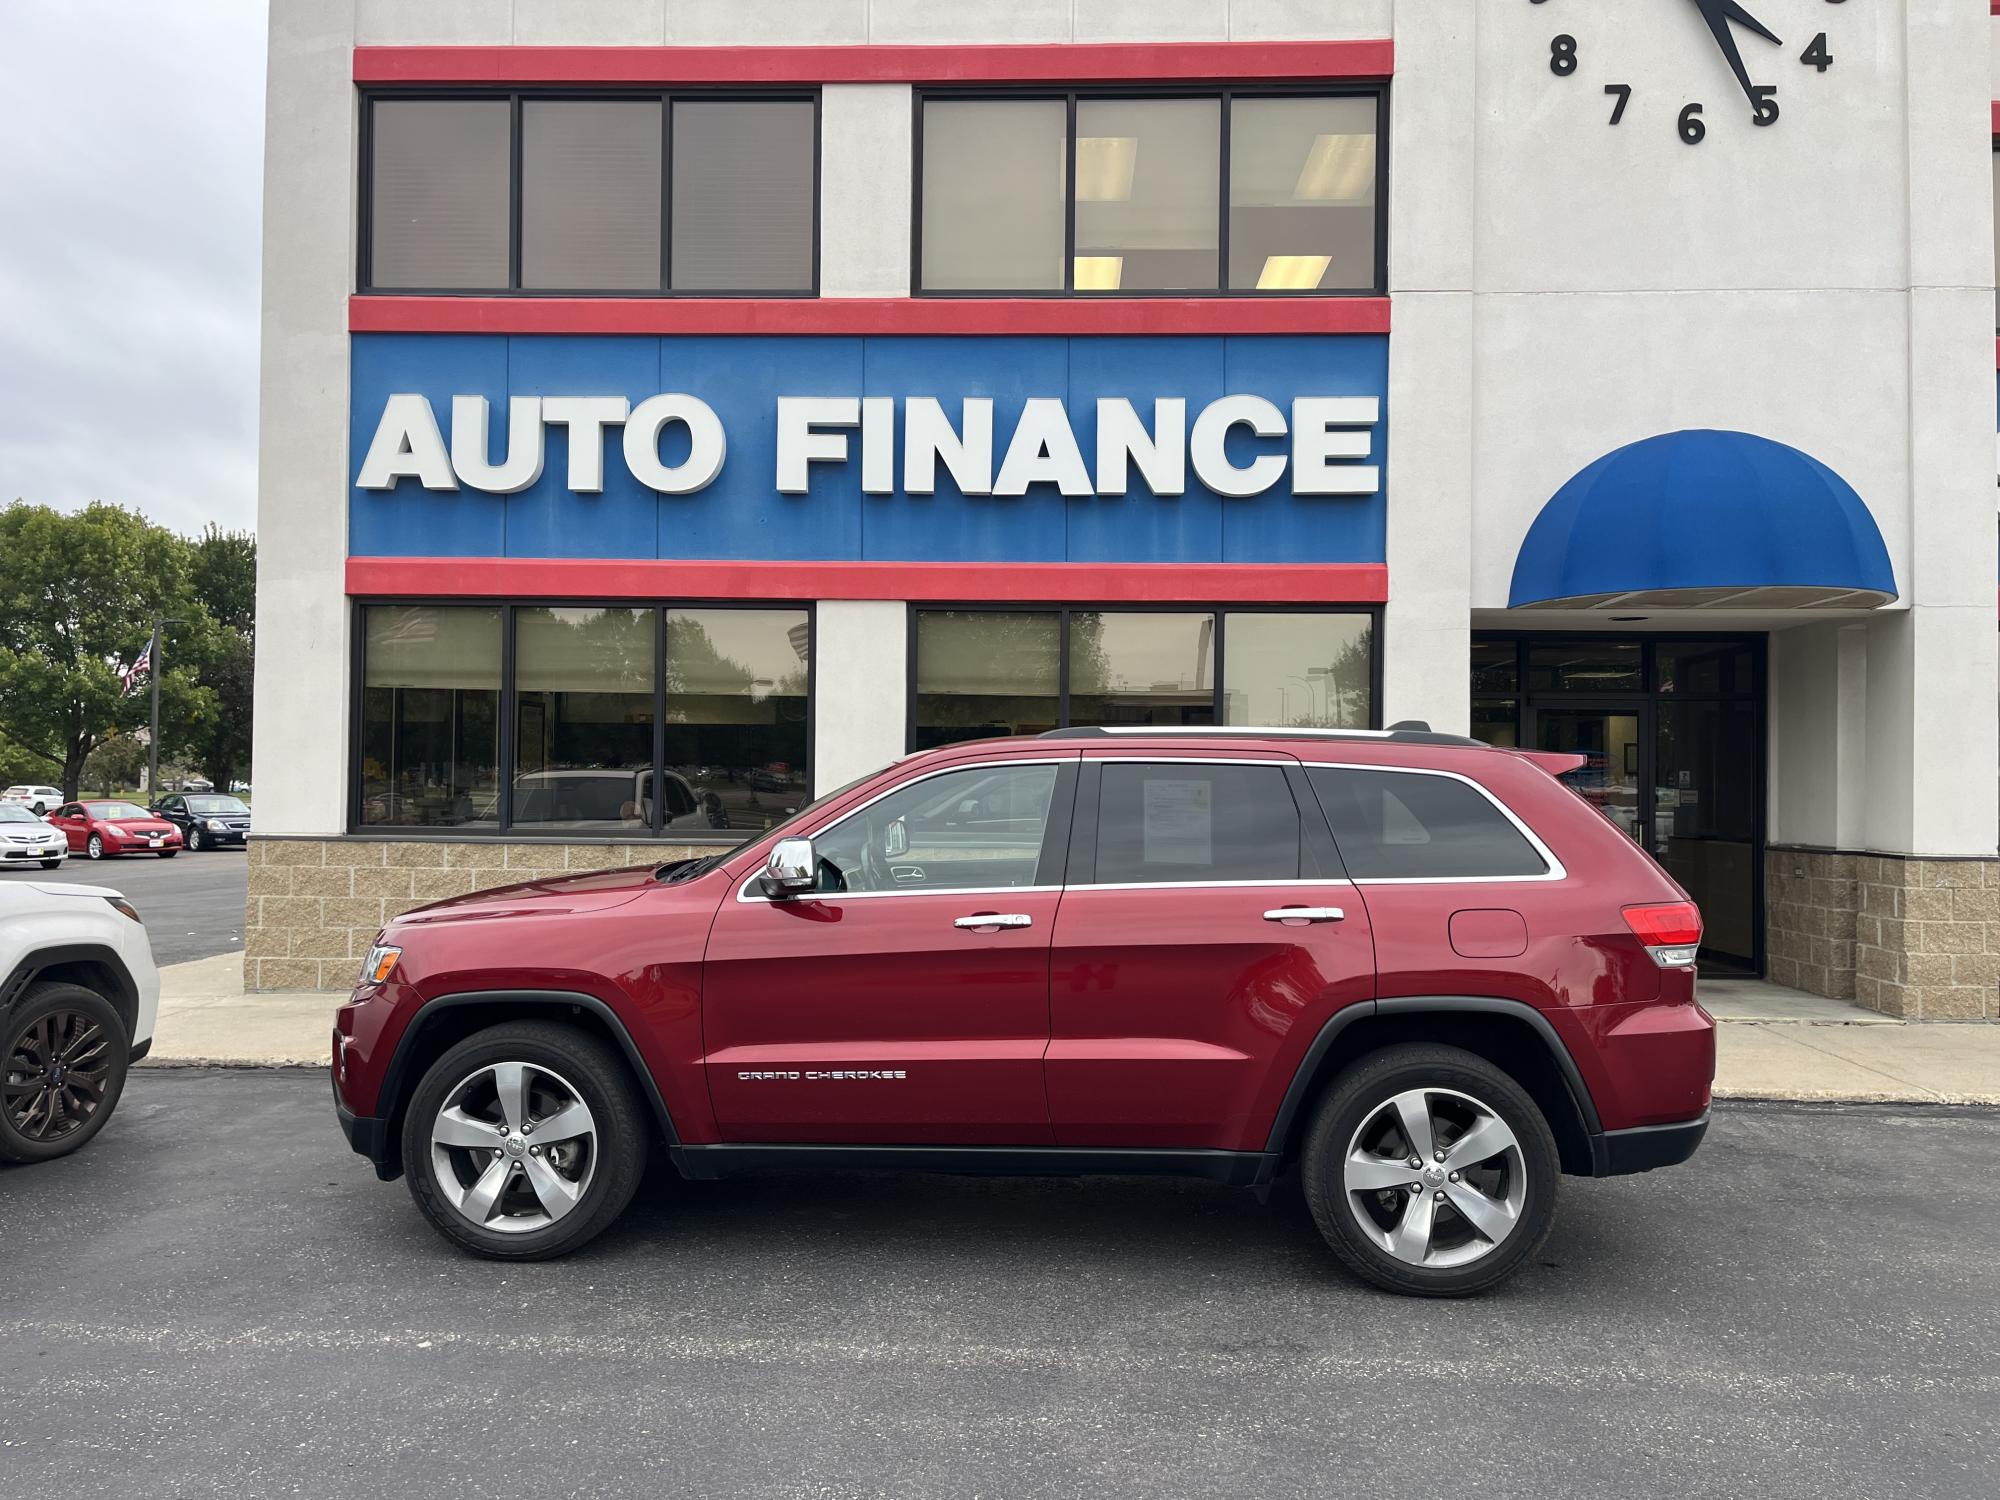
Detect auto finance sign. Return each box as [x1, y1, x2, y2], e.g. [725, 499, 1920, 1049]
[348, 333, 1389, 565]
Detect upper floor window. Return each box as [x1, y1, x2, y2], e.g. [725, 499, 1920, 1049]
[362, 93, 817, 295]
[916, 89, 1382, 296]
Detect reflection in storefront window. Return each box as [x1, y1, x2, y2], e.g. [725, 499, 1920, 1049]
[913, 611, 1062, 750]
[665, 609, 811, 834]
[358, 606, 501, 829]
[511, 608, 655, 833]
[1071, 612, 1216, 727]
[1221, 612, 1372, 728]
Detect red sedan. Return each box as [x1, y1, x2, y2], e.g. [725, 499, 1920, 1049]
[49, 800, 184, 860]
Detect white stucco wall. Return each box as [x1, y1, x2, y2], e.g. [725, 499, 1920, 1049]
[811, 601, 909, 793]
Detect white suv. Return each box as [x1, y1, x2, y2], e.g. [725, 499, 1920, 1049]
[0, 879, 160, 1162]
[1, 785, 64, 816]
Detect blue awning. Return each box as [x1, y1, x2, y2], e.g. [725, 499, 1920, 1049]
[1509, 429, 1897, 610]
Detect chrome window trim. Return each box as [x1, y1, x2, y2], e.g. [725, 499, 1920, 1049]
[734, 756, 1074, 904]
[1297, 761, 1567, 884]
[1066, 878, 1355, 893]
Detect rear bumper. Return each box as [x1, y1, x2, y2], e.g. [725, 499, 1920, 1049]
[1592, 1110, 1709, 1176]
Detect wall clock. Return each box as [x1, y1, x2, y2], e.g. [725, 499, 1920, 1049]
[1532, 0, 1849, 143]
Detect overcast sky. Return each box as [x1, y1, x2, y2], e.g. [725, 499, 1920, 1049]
[0, 1, 265, 538]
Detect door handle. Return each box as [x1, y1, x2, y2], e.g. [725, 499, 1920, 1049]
[954, 913, 1033, 931]
[1263, 907, 1345, 924]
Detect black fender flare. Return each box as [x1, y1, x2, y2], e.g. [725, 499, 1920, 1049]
[378, 989, 681, 1148]
[1, 943, 140, 1040]
[1262, 995, 1603, 1156]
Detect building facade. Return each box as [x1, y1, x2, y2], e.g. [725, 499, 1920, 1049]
[252, 0, 2000, 1018]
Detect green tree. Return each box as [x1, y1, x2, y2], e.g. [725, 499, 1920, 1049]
[82, 733, 148, 797]
[177, 525, 256, 791]
[0, 502, 215, 800]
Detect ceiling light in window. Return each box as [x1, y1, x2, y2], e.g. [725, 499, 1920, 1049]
[1075, 136, 1138, 201]
[1073, 256, 1124, 291]
[1255, 254, 1331, 291]
[1293, 133, 1375, 202]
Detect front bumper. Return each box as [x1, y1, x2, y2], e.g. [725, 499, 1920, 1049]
[0, 844, 64, 861]
[1593, 1110, 1709, 1176]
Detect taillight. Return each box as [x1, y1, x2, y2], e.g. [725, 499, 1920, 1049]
[1623, 902, 1702, 968]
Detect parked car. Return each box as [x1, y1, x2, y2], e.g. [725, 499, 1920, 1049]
[151, 793, 252, 851]
[47, 801, 183, 860]
[330, 725, 1715, 1297]
[1, 785, 64, 817]
[0, 805, 67, 869]
[177, 777, 215, 794]
[510, 768, 725, 831]
[0, 877, 159, 1162]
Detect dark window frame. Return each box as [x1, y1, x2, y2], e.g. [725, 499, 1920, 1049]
[348, 597, 816, 841]
[359, 88, 823, 298]
[910, 82, 1390, 299]
[904, 602, 1384, 752]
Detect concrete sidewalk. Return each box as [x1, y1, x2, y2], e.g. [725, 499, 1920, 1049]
[139, 956, 2000, 1104]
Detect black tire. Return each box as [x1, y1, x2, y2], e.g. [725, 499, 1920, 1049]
[401, 1022, 649, 1261]
[187, 826, 204, 852]
[1301, 1043, 1559, 1298]
[0, 984, 130, 1165]
[39, 859, 62, 870]
[85, 834, 104, 860]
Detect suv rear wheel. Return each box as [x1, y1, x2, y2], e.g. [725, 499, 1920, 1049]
[0, 984, 130, 1164]
[401, 1022, 649, 1260]
[1302, 1043, 1559, 1297]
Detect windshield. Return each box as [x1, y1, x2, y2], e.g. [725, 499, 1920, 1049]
[0, 805, 41, 823]
[85, 802, 150, 820]
[187, 796, 250, 815]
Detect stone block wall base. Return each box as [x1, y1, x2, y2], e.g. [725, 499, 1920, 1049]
[243, 837, 728, 991]
[1766, 848, 2000, 1021]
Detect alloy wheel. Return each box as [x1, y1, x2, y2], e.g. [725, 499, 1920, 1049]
[429, 1061, 598, 1235]
[3, 1010, 114, 1143]
[189, 826, 204, 851]
[1342, 1087, 1528, 1269]
[86, 834, 103, 859]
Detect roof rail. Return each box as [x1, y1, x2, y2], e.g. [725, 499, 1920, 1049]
[1036, 725, 1489, 749]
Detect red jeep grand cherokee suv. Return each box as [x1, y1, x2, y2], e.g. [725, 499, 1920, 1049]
[332, 726, 1713, 1297]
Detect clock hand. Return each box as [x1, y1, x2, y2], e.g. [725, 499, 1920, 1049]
[1687, 0, 1784, 105]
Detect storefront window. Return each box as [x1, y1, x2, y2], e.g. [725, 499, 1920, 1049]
[665, 609, 812, 834]
[912, 608, 1375, 748]
[358, 606, 501, 828]
[913, 611, 1062, 750]
[919, 99, 1068, 292]
[1074, 99, 1221, 293]
[1070, 612, 1216, 726]
[1228, 95, 1379, 292]
[1526, 641, 1644, 693]
[521, 100, 663, 291]
[355, 603, 809, 837]
[670, 100, 816, 292]
[1222, 612, 1372, 728]
[368, 99, 512, 290]
[512, 608, 655, 832]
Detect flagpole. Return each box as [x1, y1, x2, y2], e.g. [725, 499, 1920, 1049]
[147, 622, 161, 799]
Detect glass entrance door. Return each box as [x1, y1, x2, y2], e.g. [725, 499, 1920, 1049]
[1537, 709, 1645, 845]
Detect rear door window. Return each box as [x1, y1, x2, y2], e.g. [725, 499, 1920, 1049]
[1091, 762, 1302, 884]
[1307, 767, 1549, 880]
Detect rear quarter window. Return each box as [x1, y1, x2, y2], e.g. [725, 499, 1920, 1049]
[1307, 767, 1549, 880]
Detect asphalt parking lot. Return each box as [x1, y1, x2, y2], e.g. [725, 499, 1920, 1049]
[0, 1079, 1993, 1499]
[3, 847, 247, 965]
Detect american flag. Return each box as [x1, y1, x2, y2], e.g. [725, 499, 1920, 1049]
[120, 640, 152, 696]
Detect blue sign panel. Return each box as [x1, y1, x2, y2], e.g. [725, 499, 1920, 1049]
[349, 333, 1389, 565]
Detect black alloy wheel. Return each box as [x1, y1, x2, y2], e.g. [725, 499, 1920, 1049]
[0, 985, 130, 1163]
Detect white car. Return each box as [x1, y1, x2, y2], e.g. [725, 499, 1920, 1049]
[0, 879, 159, 1162]
[1, 785, 64, 817]
[0, 804, 66, 869]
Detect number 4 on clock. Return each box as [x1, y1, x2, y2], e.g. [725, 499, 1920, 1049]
[1801, 33, 1831, 72]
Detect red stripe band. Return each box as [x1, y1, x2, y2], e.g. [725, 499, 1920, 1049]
[350, 295, 1392, 338]
[345, 558, 1390, 605]
[354, 39, 1394, 87]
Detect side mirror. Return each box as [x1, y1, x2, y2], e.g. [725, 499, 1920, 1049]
[761, 836, 816, 899]
[882, 818, 909, 858]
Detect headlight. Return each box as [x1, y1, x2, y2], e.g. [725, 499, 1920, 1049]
[207, 819, 227, 831]
[359, 943, 402, 986]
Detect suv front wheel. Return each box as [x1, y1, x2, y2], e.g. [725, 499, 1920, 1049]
[401, 1022, 649, 1260]
[0, 984, 131, 1164]
[1302, 1043, 1559, 1297]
